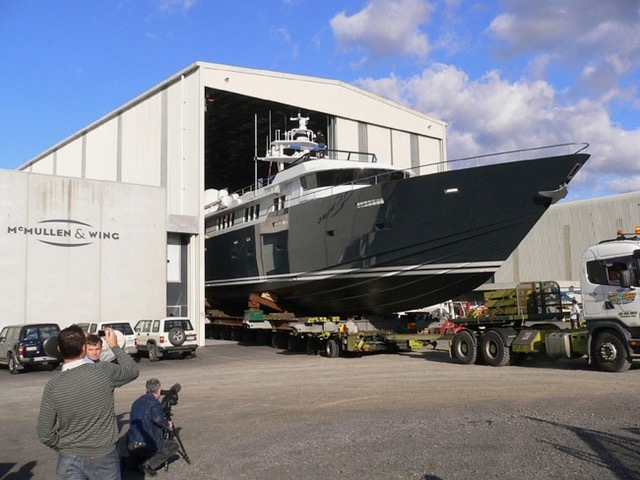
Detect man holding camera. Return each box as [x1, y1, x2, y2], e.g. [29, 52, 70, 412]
[37, 325, 139, 480]
[127, 378, 180, 476]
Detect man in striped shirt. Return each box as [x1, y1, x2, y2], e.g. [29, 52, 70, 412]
[37, 325, 139, 480]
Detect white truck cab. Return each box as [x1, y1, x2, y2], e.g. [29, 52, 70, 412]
[581, 233, 640, 323]
[579, 229, 640, 371]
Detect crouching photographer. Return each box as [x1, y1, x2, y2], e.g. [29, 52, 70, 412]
[127, 378, 181, 476]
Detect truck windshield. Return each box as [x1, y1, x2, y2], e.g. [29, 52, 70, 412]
[587, 256, 639, 287]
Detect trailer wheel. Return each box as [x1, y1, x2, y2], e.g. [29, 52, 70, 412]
[480, 330, 510, 367]
[325, 338, 340, 358]
[306, 338, 318, 355]
[452, 330, 477, 365]
[592, 332, 631, 373]
[255, 330, 269, 345]
[287, 335, 302, 352]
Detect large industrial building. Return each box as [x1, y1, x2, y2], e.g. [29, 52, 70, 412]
[2, 61, 637, 336]
[0, 62, 447, 336]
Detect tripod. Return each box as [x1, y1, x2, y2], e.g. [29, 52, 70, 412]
[160, 384, 191, 470]
[166, 418, 191, 466]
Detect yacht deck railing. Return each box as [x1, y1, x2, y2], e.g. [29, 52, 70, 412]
[213, 142, 589, 208]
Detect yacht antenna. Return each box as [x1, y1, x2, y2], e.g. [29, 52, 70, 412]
[254, 114, 258, 192]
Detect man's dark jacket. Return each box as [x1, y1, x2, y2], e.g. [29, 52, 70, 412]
[127, 393, 169, 452]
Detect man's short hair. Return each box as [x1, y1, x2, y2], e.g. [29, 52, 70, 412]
[86, 333, 102, 346]
[58, 325, 86, 359]
[146, 378, 162, 394]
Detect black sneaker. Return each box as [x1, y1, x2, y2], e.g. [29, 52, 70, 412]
[138, 461, 157, 477]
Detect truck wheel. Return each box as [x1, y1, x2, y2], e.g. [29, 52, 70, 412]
[148, 343, 160, 362]
[8, 354, 20, 374]
[452, 330, 477, 365]
[168, 327, 186, 346]
[480, 330, 511, 367]
[325, 339, 340, 358]
[592, 332, 631, 373]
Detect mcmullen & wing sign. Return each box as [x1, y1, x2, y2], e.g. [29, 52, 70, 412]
[5, 219, 120, 247]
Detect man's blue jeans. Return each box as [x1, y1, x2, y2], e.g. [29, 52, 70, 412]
[56, 448, 121, 480]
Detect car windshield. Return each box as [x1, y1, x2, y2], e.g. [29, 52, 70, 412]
[164, 320, 193, 331]
[103, 323, 134, 335]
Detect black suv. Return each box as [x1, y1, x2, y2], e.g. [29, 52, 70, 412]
[0, 324, 61, 374]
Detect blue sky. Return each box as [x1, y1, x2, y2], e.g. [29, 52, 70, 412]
[1, 0, 639, 201]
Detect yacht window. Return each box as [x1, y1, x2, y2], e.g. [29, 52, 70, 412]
[216, 212, 236, 230]
[274, 196, 285, 212]
[243, 205, 260, 222]
[300, 168, 407, 190]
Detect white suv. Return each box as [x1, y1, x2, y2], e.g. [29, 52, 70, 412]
[78, 321, 139, 359]
[134, 317, 197, 361]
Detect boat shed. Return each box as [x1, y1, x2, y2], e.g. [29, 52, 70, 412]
[0, 61, 447, 336]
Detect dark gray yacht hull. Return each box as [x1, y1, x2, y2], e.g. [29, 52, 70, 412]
[205, 152, 589, 315]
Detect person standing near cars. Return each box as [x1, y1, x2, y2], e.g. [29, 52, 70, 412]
[85, 333, 103, 363]
[85, 332, 116, 363]
[37, 325, 139, 480]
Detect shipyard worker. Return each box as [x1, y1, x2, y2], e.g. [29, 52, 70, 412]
[127, 378, 180, 476]
[569, 299, 581, 329]
[37, 325, 139, 480]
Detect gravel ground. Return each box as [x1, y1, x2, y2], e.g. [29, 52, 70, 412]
[2, 339, 640, 480]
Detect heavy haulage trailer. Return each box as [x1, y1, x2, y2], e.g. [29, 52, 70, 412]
[207, 231, 640, 373]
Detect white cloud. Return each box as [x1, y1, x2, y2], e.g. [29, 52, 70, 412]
[338, 1, 640, 199]
[154, 0, 198, 15]
[273, 27, 291, 44]
[355, 64, 640, 199]
[488, 0, 640, 102]
[330, 0, 433, 59]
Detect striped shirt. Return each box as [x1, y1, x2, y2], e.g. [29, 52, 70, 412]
[37, 346, 139, 456]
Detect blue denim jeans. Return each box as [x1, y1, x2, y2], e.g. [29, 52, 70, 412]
[56, 448, 121, 480]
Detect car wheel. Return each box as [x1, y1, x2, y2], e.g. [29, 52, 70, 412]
[168, 327, 186, 346]
[148, 343, 160, 362]
[8, 354, 20, 374]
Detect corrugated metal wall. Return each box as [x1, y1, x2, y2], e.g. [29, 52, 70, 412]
[21, 69, 202, 222]
[495, 192, 640, 285]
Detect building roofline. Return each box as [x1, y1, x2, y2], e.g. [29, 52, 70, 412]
[19, 61, 445, 170]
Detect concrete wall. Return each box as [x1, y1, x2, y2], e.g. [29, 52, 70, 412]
[0, 170, 167, 330]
